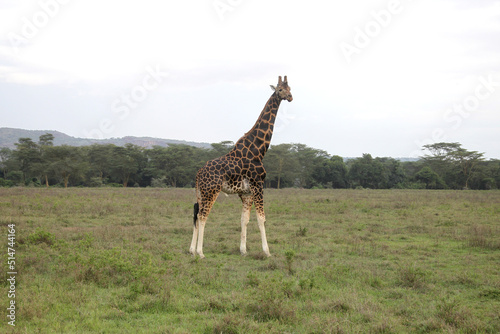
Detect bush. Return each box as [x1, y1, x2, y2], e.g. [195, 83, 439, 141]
[414, 167, 447, 189]
[5, 171, 23, 185]
[151, 176, 169, 188]
[88, 177, 104, 187]
[0, 178, 14, 187]
[296, 226, 307, 237]
[26, 229, 56, 246]
[284, 249, 296, 274]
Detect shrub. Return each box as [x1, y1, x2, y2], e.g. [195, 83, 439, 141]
[151, 176, 169, 188]
[88, 177, 104, 187]
[284, 249, 296, 274]
[26, 229, 56, 246]
[296, 226, 308, 237]
[0, 178, 15, 187]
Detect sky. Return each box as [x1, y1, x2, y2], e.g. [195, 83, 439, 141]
[1, 0, 499, 159]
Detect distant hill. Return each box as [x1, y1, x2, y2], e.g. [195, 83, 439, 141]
[0, 127, 212, 150]
[0, 128, 421, 161]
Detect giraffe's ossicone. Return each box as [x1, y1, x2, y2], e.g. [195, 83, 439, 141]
[190, 76, 293, 258]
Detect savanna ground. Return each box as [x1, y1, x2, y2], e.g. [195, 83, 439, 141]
[1, 188, 499, 333]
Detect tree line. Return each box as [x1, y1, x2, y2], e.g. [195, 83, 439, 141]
[0, 134, 498, 190]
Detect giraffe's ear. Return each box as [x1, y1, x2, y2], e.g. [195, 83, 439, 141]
[270, 85, 276, 91]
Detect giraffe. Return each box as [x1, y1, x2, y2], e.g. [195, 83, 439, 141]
[190, 76, 293, 258]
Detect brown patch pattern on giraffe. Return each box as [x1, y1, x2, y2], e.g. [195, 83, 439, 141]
[190, 76, 293, 258]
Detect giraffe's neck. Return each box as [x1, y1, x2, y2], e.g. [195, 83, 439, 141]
[232, 92, 281, 160]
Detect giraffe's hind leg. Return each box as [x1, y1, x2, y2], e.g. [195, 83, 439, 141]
[192, 191, 219, 259]
[196, 216, 207, 259]
[189, 224, 198, 256]
[189, 203, 199, 256]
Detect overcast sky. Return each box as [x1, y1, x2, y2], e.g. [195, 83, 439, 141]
[1, 0, 499, 158]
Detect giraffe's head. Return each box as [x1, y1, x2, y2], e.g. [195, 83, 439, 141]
[270, 76, 293, 102]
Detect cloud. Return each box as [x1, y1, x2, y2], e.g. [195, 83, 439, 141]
[0, 63, 65, 85]
[0, 0, 499, 158]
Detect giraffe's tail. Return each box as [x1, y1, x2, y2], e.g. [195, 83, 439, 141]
[193, 202, 199, 227]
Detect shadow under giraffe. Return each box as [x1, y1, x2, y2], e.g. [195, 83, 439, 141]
[190, 76, 293, 258]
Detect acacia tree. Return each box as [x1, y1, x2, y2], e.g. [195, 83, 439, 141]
[13, 138, 40, 184]
[47, 145, 87, 187]
[294, 144, 329, 188]
[451, 148, 485, 189]
[37, 133, 54, 187]
[0, 148, 13, 179]
[422, 141, 459, 162]
[86, 144, 115, 185]
[165, 145, 205, 187]
[146, 146, 169, 183]
[264, 144, 297, 189]
[109, 144, 144, 187]
[422, 142, 484, 189]
[146, 144, 205, 187]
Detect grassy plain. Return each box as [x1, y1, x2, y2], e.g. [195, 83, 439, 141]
[1, 188, 499, 333]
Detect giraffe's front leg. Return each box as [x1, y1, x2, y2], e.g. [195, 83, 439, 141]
[252, 184, 271, 257]
[239, 194, 253, 256]
[257, 211, 271, 257]
[189, 223, 198, 256]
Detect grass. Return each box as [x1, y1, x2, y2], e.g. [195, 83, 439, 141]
[1, 188, 499, 333]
